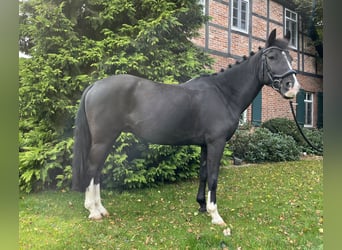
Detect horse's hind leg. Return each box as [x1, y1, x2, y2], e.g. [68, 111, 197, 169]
[84, 141, 114, 220]
[84, 178, 108, 220]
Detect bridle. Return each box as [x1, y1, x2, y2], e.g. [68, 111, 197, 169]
[262, 46, 297, 91]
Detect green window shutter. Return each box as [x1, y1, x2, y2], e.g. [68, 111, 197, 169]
[296, 89, 305, 126]
[317, 92, 323, 128]
[252, 90, 262, 126]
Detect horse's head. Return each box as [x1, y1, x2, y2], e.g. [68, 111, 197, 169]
[261, 29, 301, 99]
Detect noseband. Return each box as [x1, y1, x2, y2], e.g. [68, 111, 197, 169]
[262, 46, 297, 91]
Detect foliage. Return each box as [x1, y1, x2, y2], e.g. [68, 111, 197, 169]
[292, 0, 323, 57]
[100, 133, 231, 190]
[101, 133, 201, 190]
[261, 117, 304, 145]
[19, 0, 213, 192]
[299, 128, 323, 155]
[19, 118, 74, 193]
[262, 118, 323, 156]
[19, 159, 323, 249]
[229, 127, 301, 163]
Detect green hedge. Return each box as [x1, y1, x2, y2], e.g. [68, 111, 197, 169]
[230, 127, 301, 163]
[262, 118, 323, 155]
[230, 118, 323, 164]
[261, 118, 304, 145]
[298, 128, 323, 155]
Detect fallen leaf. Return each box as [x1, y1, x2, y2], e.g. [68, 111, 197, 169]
[223, 227, 231, 236]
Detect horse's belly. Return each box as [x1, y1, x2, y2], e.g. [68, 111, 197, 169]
[133, 129, 203, 145]
[125, 112, 203, 145]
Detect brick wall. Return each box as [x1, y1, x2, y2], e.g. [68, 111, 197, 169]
[192, 0, 323, 127]
[252, 16, 267, 40]
[209, 1, 229, 28]
[208, 26, 228, 53]
[253, 0, 267, 17]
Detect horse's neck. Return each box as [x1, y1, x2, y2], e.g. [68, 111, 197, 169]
[214, 53, 264, 114]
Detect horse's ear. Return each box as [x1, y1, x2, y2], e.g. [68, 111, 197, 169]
[266, 29, 277, 47]
[284, 29, 291, 41]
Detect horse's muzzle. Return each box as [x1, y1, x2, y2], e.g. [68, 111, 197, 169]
[284, 79, 301, 99]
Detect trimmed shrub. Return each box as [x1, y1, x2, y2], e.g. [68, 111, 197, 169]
[228, 128, 251, 160]
[262, 118, 323, 155]
[261, 118, 304, 145]
[299, 128, 323, 155]
[229, 127, 301, 163]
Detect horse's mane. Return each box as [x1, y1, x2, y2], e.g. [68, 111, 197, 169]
[198, 48, 259, 78]
[198, 37, 290, 79]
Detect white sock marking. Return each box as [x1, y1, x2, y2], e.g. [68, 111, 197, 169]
[95, 182, 109, 216]
[207, 191, 225, 225]
[84, 178, 108, 219]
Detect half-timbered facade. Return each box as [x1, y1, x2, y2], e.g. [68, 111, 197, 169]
[193, 0, 323, 128]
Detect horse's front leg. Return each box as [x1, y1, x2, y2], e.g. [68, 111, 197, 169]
[206, 139, 226, 226]
[196, 145, 207, 212]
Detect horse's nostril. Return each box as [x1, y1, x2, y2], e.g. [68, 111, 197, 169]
[285, 82, 293, 88]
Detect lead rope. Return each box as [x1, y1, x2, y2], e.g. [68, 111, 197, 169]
[289, 101, 323, 153]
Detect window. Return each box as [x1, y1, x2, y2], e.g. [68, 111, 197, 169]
[285, 8, 298, 48]
[239, 110, 247, 125]
[231, 0, 249, 33]
[199, 0, 206, 15]
[304, 92, 314, 127]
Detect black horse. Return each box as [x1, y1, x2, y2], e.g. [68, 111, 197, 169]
[72, 29, 300, 225]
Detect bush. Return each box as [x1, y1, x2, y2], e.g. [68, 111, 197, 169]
[228, 128, 251, 160]
[229, 127, 301, 163]
[261, 118, 304, 145]
[262, 118, 323, 155]
[299, 128, 323, 155]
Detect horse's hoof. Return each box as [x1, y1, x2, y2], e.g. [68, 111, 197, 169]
[212, 219, 227, 227]
[88, 213, 102, 220]
[218, 222, 227, 227]
[101, 211, 110, 217]
[198, 207, 207, 213]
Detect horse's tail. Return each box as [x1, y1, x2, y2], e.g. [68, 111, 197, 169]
[72, 85, 93, 192]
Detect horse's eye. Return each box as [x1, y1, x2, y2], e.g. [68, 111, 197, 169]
[268, 56, 275, 60]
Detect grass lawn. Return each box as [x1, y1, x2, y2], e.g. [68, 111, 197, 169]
[19, 158, 323, 249]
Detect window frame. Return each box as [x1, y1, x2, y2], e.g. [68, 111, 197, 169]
[284, 8, 298, 49]
[231, 0, 249, 34]
[304, 92, 314, 128]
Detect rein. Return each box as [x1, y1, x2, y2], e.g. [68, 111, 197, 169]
[262, 46, 297, 91]
[289, 101, 323, 153]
